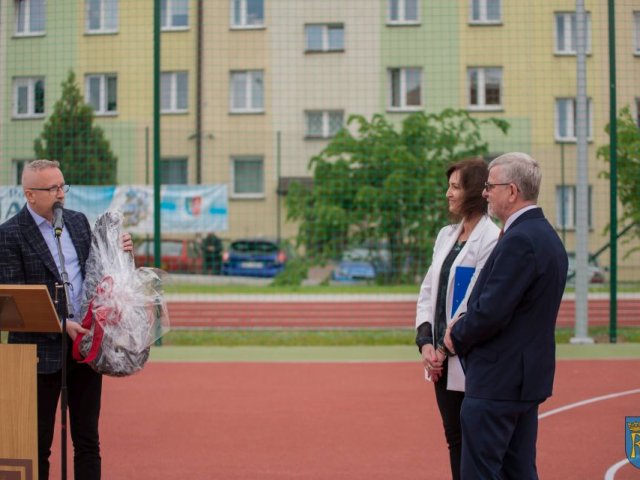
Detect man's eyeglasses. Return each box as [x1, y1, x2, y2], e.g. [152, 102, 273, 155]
[28, 184, 70, 194]
[484, 182, 511, 192]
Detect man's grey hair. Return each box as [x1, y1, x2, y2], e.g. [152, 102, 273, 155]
[22, 159, 60, 183]
[489, 152, 541, 202]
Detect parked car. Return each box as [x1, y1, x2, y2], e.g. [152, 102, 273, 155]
[331, 246, 392, 283]
[566, 251, 606, 284]
[134, 238, 203, 273]
[222, 238, 291, 277]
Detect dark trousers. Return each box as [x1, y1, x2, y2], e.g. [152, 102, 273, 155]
[434, 360, 465, 480]
[37, 342, 103, 480]
[460, 397, 539, 480]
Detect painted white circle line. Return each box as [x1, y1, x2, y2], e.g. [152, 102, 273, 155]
[604, 459, 630, 480]
[538, 388, 640, 420]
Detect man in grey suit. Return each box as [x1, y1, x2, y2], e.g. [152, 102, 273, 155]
[445, 152, 568, 479]
[0, 160, 132, 480]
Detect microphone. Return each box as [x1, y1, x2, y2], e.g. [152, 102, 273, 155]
[53, 202, 64, 237]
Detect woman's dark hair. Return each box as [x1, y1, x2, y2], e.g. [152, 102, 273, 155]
[446, 157, 489, 221]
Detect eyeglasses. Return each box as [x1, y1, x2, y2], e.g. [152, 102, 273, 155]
[484, 182, 511, 192]
[28, 184, 70, 194]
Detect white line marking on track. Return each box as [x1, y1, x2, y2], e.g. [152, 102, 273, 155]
[604, 459, 630, 480]
[538, 388, 640, 419]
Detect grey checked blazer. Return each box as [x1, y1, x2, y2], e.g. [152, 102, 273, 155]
[1, 205, 92, 374]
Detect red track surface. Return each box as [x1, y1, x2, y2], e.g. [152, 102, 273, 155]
[167, 298, 640, 329]
[49, 359, 640, 479]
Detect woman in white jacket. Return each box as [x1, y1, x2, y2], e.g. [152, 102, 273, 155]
[415, 158, 499, 480]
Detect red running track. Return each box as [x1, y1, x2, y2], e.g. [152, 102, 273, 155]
[167, 298, 640, 329]
[49, 359, 640, 479]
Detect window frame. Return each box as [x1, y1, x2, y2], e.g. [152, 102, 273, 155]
[555, 97, 593, 142]
[387, 67, 422, 112]
[304, 110, 344, 139]
[229, 70, 264, 114]
[469, 0, 502, 25]
[160, 157, 189, 184]
[554, 11, 592, 55]
[634, 11, 640, 55]
[467, 67, 503, 111]
[13, 77, 45, 119]
[85, 73, 118, 116]
[85, 0, 119, 34]
[304, 23, 345, 53]
[230, 0, 265, 30]
[231, 156, 265, 199]
[555, 184, 593, 230]
[15, 0, 46, 36]
[387, 0, 420, 26]
[161, 0, 189, 30]
[161, 71, 189, 114]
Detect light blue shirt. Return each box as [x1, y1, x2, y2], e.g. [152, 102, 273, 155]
[27, 204, 83, 322]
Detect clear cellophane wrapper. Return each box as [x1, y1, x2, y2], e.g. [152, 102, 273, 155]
[74, 210, 169, 377]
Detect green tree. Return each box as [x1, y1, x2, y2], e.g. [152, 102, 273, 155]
[597, 106, 640, 253]
[286, 109, 509, 283]
[34, 71, 117, 184]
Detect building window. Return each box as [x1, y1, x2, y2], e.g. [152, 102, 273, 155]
[555, 12, 591, 55]
[161, 158, 188, 184]
[231, 0, 264, 29]
[556, 185, 592, 230]
[388, 68, 422, 111]
[15, 0, 45, 35]
[555, 98, 592, 142]
[468, 67, 502, 110]
[305, 111, 344, 139]
[86, 0, 118, 33]
[13, 159, 29, 184]
[230, 70, 264, 113]
[470, 0, 501, 24]
[388, 0, 419, 25]
[305, 24, 344, 52]
[85, 74, 117, 115]
[232, 157, 264, 198]
[13, 77, 45, 118]
[161, 0, 188, 29]
[161, 71, 188, 113]
[634, 11, 640, 55]
[636, 98, 640, 128]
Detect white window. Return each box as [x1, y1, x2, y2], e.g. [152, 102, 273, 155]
[86, 0, 118, 33]
[470, 0, 501, 24]
[161, 158, 188, 184]
[468, 67, 502, 110]
[388, 68, 422, 111]
[13, 77, 45, 118]
[85, 74, 117, 115]
[555, 98, 592, 142]
[15, 0, 45, 35]
[161, 72, 188, 113]
[231, 0, 264, 29]
[634, 11, 640, 54]
[161, 0, 188, 29]
[555, 12, 592, 55]
[305, 24, 344, 52]
[305, 111, 344, 139]
[388, 0, 419, 24]
[555, 185, 592, 230]
[230, 70, 264, 113]
[232, 156, 264, 197]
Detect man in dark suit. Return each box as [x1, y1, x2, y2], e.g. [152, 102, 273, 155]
[444, 152, 568, 479]
[0, 160, 132, 480]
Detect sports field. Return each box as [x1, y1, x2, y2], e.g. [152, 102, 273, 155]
[48, 344, 640, 479]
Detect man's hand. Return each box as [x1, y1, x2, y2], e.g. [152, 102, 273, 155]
[66, 321, 89, 341]
[421, 344, 444, 382]
[121, 233, 133, 252]
[444, 327, 456, 356]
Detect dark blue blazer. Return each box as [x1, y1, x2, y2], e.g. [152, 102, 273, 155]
[1, 205, 92, 374]
[450, 208, 568, 402]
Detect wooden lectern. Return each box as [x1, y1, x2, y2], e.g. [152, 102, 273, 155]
[0, 285, 61, 480]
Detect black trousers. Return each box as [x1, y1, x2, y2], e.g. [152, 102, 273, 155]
[433, 360, 465, 480]
[37, 341, 103, 480]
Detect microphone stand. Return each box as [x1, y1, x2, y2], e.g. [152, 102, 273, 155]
[54, 226, 73, 480]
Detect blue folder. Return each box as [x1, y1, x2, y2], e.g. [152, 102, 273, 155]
[451, 266, 475, 317]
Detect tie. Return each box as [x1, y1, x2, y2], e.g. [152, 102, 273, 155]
[499, 228, 504, 239]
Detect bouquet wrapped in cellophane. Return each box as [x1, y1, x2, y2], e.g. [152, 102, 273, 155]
[73, 210, 169, 377]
